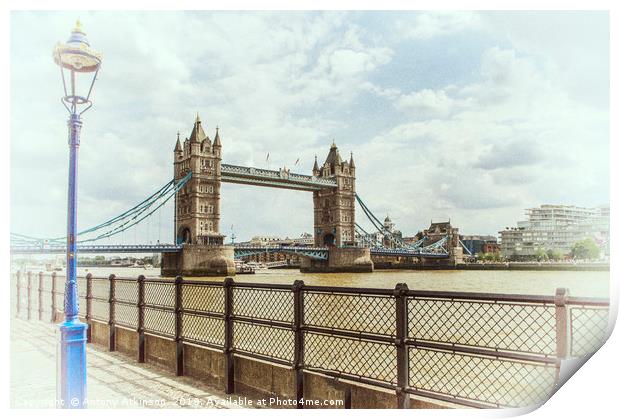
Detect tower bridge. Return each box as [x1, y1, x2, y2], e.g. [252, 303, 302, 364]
[11, 114, 465, 275]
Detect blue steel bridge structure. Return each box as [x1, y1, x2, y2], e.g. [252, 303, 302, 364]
[10, 165, 459, 261]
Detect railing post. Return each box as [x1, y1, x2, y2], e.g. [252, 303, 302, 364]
[51, 272, 57, 322]
[555, 288, 570, 360]
[137, 275, 146, 363]
[85, 273, 93, 343]
[175, 276, 184, 376]
[394, 283, 410, 409]
[108, 274, 116, 351]
[27, 271, 33, 321]
[292, 280, 305, 408]
[223, 277, 235, 394]
[15, 271, 21, 318]
[38, 272, 44, 321]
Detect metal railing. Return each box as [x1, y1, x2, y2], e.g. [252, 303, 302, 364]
[12, 271, 610, 409]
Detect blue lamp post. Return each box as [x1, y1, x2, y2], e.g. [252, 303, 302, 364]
[53, 20, 102, 409]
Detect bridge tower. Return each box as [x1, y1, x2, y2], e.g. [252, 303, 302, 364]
[302, 142, 373, 273]
[174, 113, 223, 245]
[312, 142, 356, 247]
[162, 114, 235, 277]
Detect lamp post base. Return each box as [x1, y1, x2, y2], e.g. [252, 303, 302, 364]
[58, 319, 88, 408]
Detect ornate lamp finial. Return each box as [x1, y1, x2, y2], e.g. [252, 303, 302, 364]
[73, 19, 84, 34]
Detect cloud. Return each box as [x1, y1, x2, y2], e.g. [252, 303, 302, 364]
[397, 11, 481, 40]
[475, 140, 542, 170]
[10, 11, 608, 241]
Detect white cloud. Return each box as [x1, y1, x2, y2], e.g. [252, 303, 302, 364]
[397, 11, 481, 40]
[10, 11, 609, 241]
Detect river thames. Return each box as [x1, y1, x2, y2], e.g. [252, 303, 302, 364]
[70, 267, 609, 299]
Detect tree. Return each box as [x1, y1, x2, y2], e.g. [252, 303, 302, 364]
[571, 238, 600, 260]
[534, 249, 549, 261]
[547, 249, 565, 261]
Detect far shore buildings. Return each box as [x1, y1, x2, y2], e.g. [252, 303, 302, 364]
[459, 235, 500, 256]
[499, 204, 610, 260]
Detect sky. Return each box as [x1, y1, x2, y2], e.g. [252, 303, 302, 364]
[10, 11, 609, 244]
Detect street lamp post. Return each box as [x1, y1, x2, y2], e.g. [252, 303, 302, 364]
[52, 20, 102, 409]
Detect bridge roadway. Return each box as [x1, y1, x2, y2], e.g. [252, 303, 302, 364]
[10, 243, 449, 259]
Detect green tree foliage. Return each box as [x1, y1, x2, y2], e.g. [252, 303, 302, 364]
[571, 238, 600, 260]
[534, 248, 549, 261]
[546, 249, 565, 261]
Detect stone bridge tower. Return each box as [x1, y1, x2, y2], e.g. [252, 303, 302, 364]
[163, 114, 234, 277]
[312, 142, 356, 247]
[173, 114, 223, 245]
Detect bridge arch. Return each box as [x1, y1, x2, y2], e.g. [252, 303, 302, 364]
[322, 233, 335, 246]
[178, 227, 192, 244]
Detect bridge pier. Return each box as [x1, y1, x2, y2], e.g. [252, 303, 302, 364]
[300, 246, 373, 273]
[161, 245, 235, 277]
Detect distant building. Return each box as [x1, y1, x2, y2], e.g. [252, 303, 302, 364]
[292, 232, 314, 246]
[249, 235, 283, 246]
[459, 235, 499, 256]
[358, 215, 403, 248]
[239, 233, 314, 266]
[499, 204, 609, 260]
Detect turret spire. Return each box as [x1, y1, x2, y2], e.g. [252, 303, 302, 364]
[213, 125, 221, 147]
[313, 155, 319, 172]
[174, 131, 182, 152]
[189, 113, 207, 143]
[349, 152, 355, 168]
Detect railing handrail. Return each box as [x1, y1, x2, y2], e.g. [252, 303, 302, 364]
[14, 270, 610, 409]
[17, 271, 610, 305]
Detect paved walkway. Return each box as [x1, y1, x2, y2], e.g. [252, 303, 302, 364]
[10, 318, 251, 409]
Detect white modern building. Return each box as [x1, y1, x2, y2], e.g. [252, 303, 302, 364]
[499, 204, 609, 260]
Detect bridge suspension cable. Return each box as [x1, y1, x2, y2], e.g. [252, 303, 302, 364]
[354, 193, 450, 254]
[354, 193, 408, 247]
[11, 172, 192, 247]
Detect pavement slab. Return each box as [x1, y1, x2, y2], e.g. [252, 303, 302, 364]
[10, 318, 252, 409]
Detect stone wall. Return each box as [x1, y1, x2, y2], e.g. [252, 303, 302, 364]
[82, 319, 453, 409]
[301, 246, 373, 273]
[161, 244, 235, 277]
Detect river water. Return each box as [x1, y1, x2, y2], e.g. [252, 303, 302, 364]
[71, 267, 609, 299]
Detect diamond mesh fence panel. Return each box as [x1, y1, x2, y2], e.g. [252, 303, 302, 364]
[90, 278, 109, 322]
[408, 347, 556, 408]
[144, 281, 175, 308]
[53, 275, 66, 316]
[40, 291, 53, 317]
[182, 284, 224, 314]
[305, 292, 395, 336]
[91, 278, 109, 299]
[91, 298, 109, 322]
[233, 287, 293, 323]
[182, 313, 225, 347]
[408, 298, 557, 355]
[30, 276, 40, 317]
[115, 302, 138, 329]
[115, 279, 138, 304]
[233, 321, 294, 362]
[570, 306, 609, 357]
[78, 296, 87, 316]
[144, 307, 175, 337]
[304, 332, 397, 384]
[77, 277, 87, 297]
[17, 275, 29, 319]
